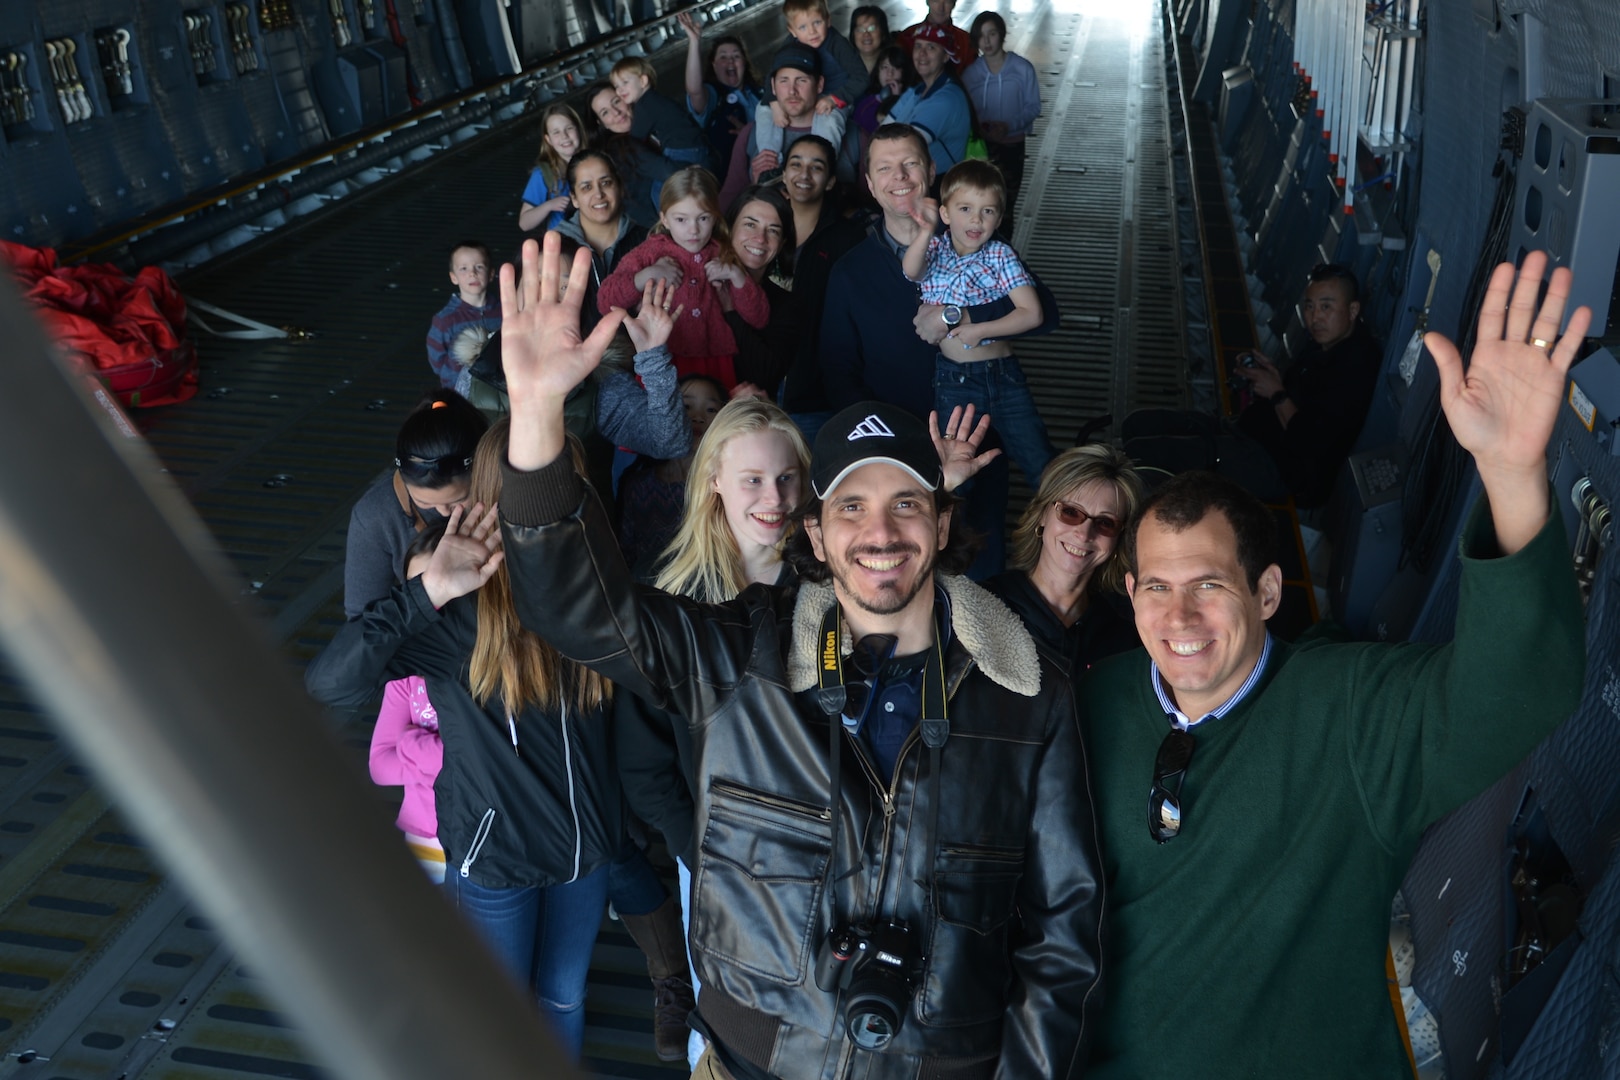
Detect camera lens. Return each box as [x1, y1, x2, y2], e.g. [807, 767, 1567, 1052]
[847, 1000, 903, 1050]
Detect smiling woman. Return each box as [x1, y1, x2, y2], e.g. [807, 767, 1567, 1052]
[984, 445, 1147, 675]
[550, 149, 649, 335]
[720, 183, 799, 398]
[582, 81, 677, 229]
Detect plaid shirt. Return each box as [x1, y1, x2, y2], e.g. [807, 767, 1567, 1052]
[918, 235, 1034, 306]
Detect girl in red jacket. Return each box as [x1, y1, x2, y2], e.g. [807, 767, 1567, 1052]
[597, 166, 769, 390]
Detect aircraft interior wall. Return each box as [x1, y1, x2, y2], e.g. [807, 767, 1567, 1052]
[0, 0, 716, 255]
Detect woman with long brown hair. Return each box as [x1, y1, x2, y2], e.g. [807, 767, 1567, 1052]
[307, 421, 619, 1061]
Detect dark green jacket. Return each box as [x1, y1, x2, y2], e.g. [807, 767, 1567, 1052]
[1080, 502, 1585, 1078]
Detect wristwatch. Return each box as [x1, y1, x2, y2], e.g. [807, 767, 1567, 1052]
[941, 304, 963, 329]
[1270, 389, 1290, 406]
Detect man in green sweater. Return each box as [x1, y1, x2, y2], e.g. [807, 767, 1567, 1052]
[1082, 251, 1591, 1078]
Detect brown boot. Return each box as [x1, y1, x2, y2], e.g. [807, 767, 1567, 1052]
[619, 896, 697, 1062]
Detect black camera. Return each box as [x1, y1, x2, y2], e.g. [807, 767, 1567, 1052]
[814, 921, 922, 1050]
[1226, 351, 1260, 393]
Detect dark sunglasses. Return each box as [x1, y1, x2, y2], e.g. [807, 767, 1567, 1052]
[1053, 501, 1121, 537]
[1147, 727, 1196, 843]
[840, 633, 898, 720]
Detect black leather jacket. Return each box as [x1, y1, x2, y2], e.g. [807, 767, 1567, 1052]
[500, 454, 1104, 1080]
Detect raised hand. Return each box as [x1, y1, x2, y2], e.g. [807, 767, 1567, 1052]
[624, 277, 682, 353]
[932, 405, 1001, 492]
[501, 234, 627, 470]
[730, 381, 769, 402]
[420, 503, 505, 607]
[677, 10, 701, 40]
[1425, 251, 1592, 553]
[1429, 252, 1589, 468]
[909, 196, 941, 231]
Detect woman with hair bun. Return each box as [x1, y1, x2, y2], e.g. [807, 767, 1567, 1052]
[342, 389, 488, 618]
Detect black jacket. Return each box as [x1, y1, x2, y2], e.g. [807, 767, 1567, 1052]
[1235, 321, 1383, 508]
[983, 570, 1141, 677]
[500, 453, 1104, 1080]
[616, 563, 798, 867]
[304, 579, 621, 889]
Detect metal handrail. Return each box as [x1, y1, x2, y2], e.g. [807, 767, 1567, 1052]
[0, 280, 582, 1078]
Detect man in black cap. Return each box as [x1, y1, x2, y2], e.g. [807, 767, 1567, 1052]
[720, 42, 856, 207]
[481, 233, 1103, 1080]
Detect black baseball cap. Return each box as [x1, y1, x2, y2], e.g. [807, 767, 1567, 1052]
[770, 41, 822, 79]
[812, 403, 942, 498]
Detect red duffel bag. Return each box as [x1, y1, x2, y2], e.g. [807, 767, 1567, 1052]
[1, 240, 199, 408]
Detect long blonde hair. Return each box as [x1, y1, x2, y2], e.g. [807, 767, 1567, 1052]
[654, 398, 810, 601]
[1009, 444, 1146, 595]
[468, 420, 613, 714]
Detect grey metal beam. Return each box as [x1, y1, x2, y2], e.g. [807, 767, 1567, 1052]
[0, 278, 580, 1080]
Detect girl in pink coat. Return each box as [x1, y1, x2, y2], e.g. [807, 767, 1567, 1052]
[367, 527, 447, 882]
[597, 166, 769, 390]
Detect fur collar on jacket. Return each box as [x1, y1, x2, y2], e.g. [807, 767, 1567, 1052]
[786, 575, 1041, 697]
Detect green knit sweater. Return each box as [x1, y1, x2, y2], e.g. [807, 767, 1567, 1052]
[1080, 504, 1585, 1078]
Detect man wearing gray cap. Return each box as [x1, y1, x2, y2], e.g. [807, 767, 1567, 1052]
[720, 42, 856, 208]
[473, 233, 1102, 1080]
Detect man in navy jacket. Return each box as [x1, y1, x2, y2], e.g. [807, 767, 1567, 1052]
[819, 123, 1058, 575]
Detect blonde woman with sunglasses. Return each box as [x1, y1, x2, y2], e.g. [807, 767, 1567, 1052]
[984, 443, 1147, 675]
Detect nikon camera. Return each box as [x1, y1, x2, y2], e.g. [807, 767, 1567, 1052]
[814, 921, 923, 1051]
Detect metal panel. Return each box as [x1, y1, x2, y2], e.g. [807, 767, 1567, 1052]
[1509, 99, 1620, 335]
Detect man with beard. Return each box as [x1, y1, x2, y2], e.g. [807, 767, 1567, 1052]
[478, 232, 1103, 1080]
[720, 44, 857, 208]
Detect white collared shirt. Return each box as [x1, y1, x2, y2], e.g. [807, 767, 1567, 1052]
[1149, 633, 1275, 730]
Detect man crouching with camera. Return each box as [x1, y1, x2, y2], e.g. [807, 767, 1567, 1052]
[474, 233, 1102, 1078]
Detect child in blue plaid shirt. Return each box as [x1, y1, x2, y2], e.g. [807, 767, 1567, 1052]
[903, 159, 1055, 484]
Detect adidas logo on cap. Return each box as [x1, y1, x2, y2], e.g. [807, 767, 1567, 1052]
[847, 415, 896, 440]
[812, 402, 941, 498]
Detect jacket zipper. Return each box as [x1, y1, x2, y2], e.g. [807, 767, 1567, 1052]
[939, 844, 1023, 863]
[459, 808, 496, 878]
[854, 657, 978, 923]
[559, 704, 581, 883]
[710, 778, 832, 821]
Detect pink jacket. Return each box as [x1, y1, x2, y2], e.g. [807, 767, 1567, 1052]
[596, 234, 770, 364]
[368, 675, 442, 838]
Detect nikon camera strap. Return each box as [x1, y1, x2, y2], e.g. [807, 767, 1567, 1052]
[815, 603, 950, 896]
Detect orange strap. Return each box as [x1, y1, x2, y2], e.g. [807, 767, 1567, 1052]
[392, 470, 426, 533]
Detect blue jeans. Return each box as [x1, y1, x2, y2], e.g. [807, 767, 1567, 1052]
[608, 840, 668, 918]
[933, 354, 1055, 486]
[443, 866, 609, 1059]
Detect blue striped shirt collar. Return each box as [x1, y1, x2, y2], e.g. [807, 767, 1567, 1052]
[1151, 633, 1274, 730]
